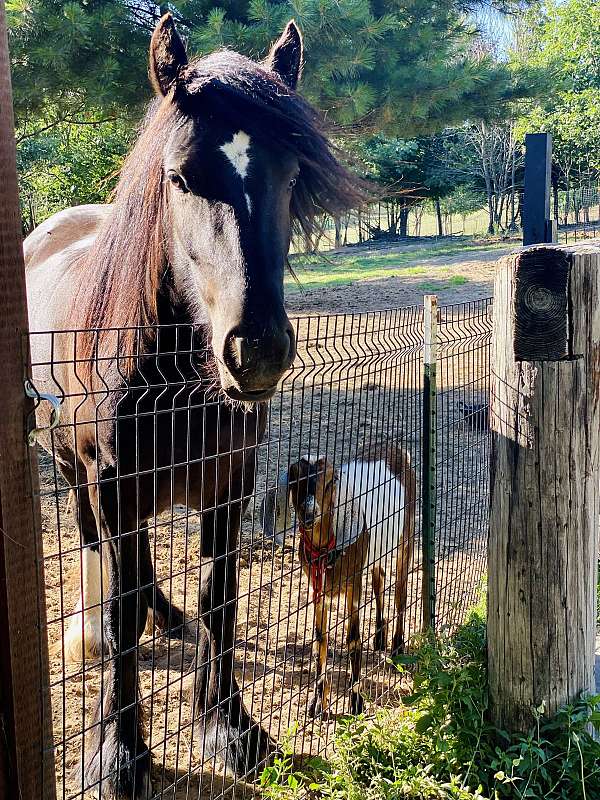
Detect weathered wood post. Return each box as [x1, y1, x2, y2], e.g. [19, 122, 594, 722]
[0, 4, 56, 797]
[489, 243, 600, 733]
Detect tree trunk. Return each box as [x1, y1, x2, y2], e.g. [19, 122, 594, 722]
[435, 199, 443, 237]
[399, 204, 409, 238]
[487, 194, 495, 234]
[489, 244, 600, 734]
[334, 215, 342, 249]
[0, 5, 56, 794]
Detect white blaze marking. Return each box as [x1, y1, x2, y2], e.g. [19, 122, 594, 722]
[300, 453, 322, 465]
[220, 130, 251, 178]
[220, 130, 252, 214]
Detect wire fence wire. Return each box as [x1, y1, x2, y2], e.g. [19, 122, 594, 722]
[27, 297, 491, 800]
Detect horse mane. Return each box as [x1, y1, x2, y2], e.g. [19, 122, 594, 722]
[76, 49, 368, 382]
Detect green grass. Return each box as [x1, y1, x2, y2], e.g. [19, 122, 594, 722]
[261, 600, 600, 800]
[418, 275, 470, 291]
[286, 240, 506, 292]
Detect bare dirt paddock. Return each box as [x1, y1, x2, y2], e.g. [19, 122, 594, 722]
[37, 255, 492, 800]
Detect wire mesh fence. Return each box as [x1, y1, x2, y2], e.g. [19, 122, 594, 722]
[26, 297, 491, 799]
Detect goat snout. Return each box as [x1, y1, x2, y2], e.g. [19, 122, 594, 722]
[301, 496, 319, 526]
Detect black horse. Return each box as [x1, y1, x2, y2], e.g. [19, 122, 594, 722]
[25, 15, 364, 798]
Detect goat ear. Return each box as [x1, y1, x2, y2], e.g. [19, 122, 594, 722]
[149, 14, 188, 97]
[288, 461, 299, 485]
[265, 20, 303, 89]
[261, 470, 292, 545]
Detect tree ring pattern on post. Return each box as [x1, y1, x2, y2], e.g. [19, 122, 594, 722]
[513, 248, 571, 362]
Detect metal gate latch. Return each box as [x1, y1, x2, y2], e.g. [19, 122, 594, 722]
[24, 379, 61, 446]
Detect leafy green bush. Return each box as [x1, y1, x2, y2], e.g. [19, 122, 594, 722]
[261, 605, 600, 800]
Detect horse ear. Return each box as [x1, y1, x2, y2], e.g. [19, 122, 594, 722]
[149, 13, 188, 97]
[266, 20, 303, 90]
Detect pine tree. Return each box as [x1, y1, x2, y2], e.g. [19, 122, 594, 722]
[9, 0, 536, 135]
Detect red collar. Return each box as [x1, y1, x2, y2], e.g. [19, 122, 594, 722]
[299, 525, 336, 604]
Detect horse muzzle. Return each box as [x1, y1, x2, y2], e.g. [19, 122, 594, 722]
[218, 322, 296, 402]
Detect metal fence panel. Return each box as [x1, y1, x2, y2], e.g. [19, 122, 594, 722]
[26, 298, 491, 799]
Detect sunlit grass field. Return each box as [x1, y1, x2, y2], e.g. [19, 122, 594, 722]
[286, 239, 508, 293]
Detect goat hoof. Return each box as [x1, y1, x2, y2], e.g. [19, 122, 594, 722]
[350, 691, 364, 715]
[373, 626, 387, 651]
[391, 633, 405, 656]
[308, 693, 322, 718]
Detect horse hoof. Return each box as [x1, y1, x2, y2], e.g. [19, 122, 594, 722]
[145, 604, 189, 640]
[203, 708, 274, 780]
[63, 609, 105, 663]
[84, 721, 152, 799]
[391, 633, 406, 657]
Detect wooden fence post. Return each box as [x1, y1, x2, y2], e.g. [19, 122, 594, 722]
[0, 4, 56, 797]
[489, 244, 600, 733]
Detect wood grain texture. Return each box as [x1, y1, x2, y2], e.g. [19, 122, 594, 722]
[489, 244, 600, 733]
[513, 247, 570, 361]
[0, 5, 56, 798]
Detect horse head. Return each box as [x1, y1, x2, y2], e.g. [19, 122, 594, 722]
[149, 16, 305, 401]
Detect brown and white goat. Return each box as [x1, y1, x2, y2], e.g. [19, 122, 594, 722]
[285, 445, 415, 717]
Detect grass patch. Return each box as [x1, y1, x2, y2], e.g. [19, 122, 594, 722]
[418, 274, 469, 292]
[286, 240, 505, 292]
[262, 601, 600, 800]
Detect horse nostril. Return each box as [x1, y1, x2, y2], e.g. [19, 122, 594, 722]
[285, 326, 296, 364]
[224, 334, 258, 375]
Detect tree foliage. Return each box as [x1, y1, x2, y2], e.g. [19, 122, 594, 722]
[514, 0, 600, 194]
[8, 0, 542, 231]
[9, 0, 536, 134]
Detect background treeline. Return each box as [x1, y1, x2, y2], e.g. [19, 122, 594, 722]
[8, 0, 600, 240]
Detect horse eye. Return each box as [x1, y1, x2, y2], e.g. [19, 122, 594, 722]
[288, 177, 297, 190]
[167, 170, 188, 193]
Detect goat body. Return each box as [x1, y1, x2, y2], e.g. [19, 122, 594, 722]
[288, 445, 415, 717]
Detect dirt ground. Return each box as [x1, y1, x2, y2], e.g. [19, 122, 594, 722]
[38, 240, 494, 799]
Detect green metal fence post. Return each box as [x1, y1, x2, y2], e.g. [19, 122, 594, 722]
[421, 294, 438, 631]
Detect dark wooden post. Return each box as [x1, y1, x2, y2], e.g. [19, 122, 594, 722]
[0, 4, 56, 798]
[489, 244, 600, 733]
[523, 133, 557, 246]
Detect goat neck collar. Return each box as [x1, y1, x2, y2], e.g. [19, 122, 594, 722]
[299, 522, 337, 604]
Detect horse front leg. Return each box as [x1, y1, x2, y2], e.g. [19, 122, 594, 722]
[194, 501, 273, 779]
[83, 472, 151, 800]
[139, 520, 187, 639]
